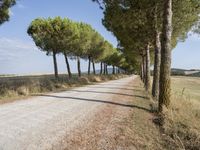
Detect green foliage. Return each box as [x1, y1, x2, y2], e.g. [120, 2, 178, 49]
[0, 0, 16, 25]
[28, 16, 126, 75]
[93, 0, 200, 73]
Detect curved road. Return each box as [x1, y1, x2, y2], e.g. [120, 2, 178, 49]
[0, 76, 136, 150]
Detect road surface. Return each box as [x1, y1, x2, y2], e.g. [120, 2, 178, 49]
[0, 76, 137, 150]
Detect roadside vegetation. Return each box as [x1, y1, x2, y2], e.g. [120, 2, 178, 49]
[161, 76, 200, 149]
[0, 74, 127, 103]
[119, 76, 200, 149]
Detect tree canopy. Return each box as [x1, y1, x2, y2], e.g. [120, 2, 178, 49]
[93, 0, 200, 112]
[28, 17, 127, 78]
[0, 0, 16, 25]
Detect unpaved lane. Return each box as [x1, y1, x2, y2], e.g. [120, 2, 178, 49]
[0, 76, 136, 150]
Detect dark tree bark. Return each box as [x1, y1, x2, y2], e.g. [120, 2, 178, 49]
[77, 57, 81, 77]
[53, 51, 58, 79]
[142, 55, 146, 84]
[145, 44, 151, 92]
[112, 66, 115, 74]
[118, 68, 120, 74]
[152, 30, 161, 100]
[92, 59, 96, 75]
[140, 62, 144, 80]
[104, 63, 106, 75]
[88, 56, 91, 75]
[106, 64, 108, 75]
[159, 0, 173, 112]
[100, 62, 103, 75]
[64, 52, 72, 79]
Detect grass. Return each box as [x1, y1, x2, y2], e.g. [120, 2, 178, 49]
[171, 76, 200, 103]
[161, 76, 200, 149]
[0, 74, 127, 104]
[125, 78, 165, 149]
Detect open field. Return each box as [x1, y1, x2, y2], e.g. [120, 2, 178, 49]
[161, 76, 200, 149]
[171, 76, 200, 103]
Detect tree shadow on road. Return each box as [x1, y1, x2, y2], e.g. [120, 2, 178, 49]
[100, 82, 134, 86]
[38, 94, 151, 113]
[68, 90, 148, 99]
[89, 86, 143, 92]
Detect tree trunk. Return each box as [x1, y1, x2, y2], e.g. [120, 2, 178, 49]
[53, 51, 58, 79]
[142, 55, 146, 84]
[145, 43, 151, 92]
[152, 30, 161, 100]
[100, 62, 103, 75]
[106, 64, 108, 75]
[77, 57, 81, 77]
[92, 59, 96, 75]
[159, 0, 173, 112]
[88, 56, 91, 75]
[104, 63, 106, 75]
[112, 66, 115, 74]
[64, 52, 72, 79]
[140, 62, 144, 80]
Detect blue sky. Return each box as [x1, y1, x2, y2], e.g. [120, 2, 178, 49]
[0, 0, 199, 75]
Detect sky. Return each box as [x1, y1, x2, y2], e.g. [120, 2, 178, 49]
[0, 0, 199, 75]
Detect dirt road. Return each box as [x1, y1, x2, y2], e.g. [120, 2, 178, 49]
[0, 76, 159, 150]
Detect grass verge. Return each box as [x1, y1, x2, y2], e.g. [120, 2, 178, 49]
[0, 74, 127, 104]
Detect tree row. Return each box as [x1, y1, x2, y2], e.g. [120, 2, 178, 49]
[27, 17, 131, 78]
[93, 0, 200, 112]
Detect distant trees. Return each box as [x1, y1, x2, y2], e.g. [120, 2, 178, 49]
[28, 17, 126, 78]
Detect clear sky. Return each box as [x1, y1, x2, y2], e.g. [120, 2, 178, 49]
[0, 0, 199, 75]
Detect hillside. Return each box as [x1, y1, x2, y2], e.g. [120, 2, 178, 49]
[171, 68, 200, 77]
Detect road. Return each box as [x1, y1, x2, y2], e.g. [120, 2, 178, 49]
[0, 76, 137, 150]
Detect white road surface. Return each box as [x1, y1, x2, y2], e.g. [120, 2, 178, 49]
[0, 76, 136, 150]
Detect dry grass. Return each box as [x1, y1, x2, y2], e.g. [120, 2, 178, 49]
[118, 77, 166, 150]
[0, 74, 127, 103]
[160, 76, 200, 149]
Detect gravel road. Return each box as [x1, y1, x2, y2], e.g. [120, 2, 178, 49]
[0, 76, 136, 150]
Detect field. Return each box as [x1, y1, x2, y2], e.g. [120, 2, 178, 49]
[171, 76, 200, 103]
[162, 76, 200, 149]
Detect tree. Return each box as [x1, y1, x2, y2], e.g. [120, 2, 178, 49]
[98, 40, 112, 75]
[72, 23, 93, 77]
[87, 30, 104, 75]
[59, 18, 79, 79]
[99, 41, 116, 75]
[28, 17, 64, 78]
[158, 0, 173, 112]
[0, 0, 16, 25]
